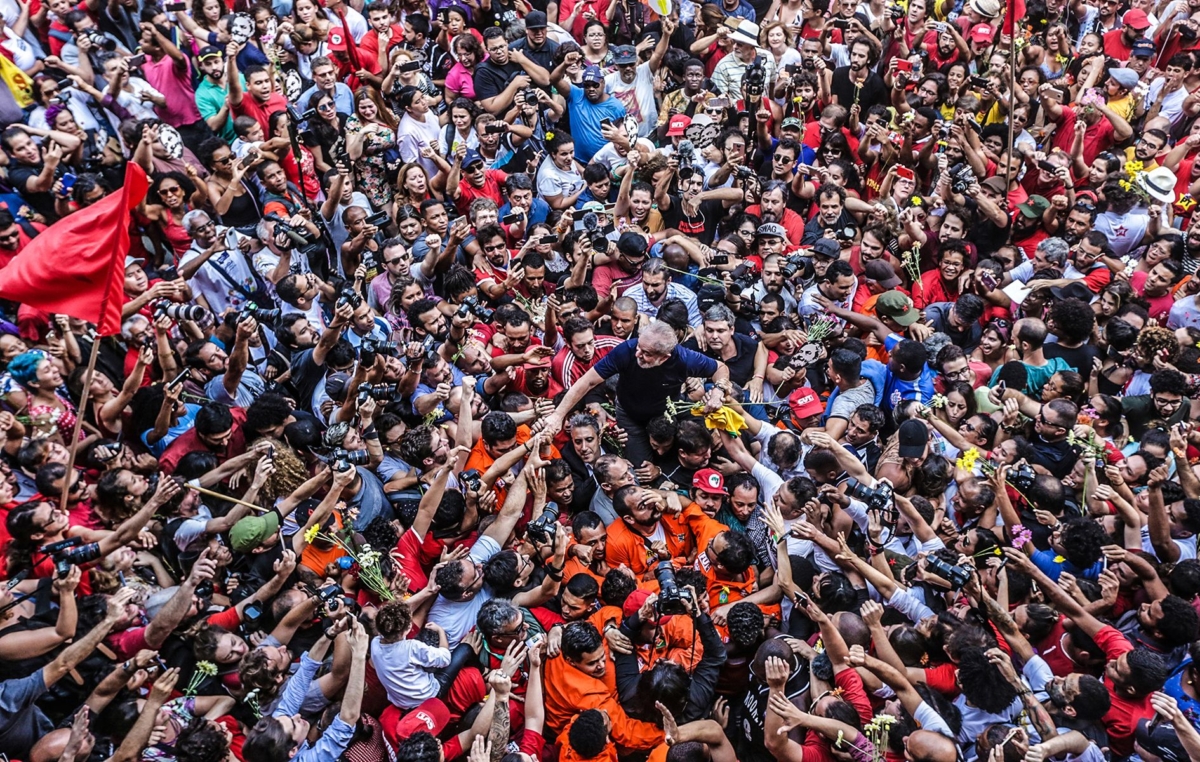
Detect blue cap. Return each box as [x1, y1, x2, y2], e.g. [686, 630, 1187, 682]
[462, 149, 484, 168]
[582, 65, 604, 84]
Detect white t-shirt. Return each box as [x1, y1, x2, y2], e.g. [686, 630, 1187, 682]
[397, 112, 442, 180]
[428, 534, 502, 647]
[180, 235, 257, 316]
[605, 63, 658, 138]
[370, 636, 452, 710]
[536, 160, 585, 201]
[1169, 295, 1200, 330]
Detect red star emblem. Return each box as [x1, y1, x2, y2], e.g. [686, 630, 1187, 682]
[1112, 225, 1128, 238]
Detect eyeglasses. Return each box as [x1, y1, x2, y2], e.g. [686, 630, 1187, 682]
[195, 221, 217, 233]
[0, 230, 21, 242]
[212, 155, 233, 165]
[385, 256, 409, 266]
[483, 242, 507, 252]
[1153, 396, 1183, 408]
[1074, 201, 1096, 212]
[317, 101, 336, 111]
[159, 186, 183, 195]
[1037, 411, 1064, 430]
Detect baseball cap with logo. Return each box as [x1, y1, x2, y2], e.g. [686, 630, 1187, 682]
[757, 223, 788, 239]
[392, 698, 451, 741]
[667, 114, 692, 137]
[462, 149, 484, 168]
[1017, 195, 1051, 219]
[582, 65, 605, 84]
[788, 386, 824, 421]
[1132, 37, 1155, 57]
[876, 290, 920, 326]
[969, 23, 995, 43]
[781, 116, 803, 131]
[612, 45, 637, 66]
[231, 513, 281, 553]
[692, 468, 728, 495]
[197, 45, 223, 61]
[524, 9, 548, 28]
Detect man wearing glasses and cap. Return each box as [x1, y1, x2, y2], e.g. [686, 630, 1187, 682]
[604, 21, 673, 138]
[550, 58, 628, 164]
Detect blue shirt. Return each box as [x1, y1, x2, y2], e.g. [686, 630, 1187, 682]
[722, 0, 757, 21]
[1030, 548, 1104, 582]
[142, 403, 201, 456]
[566, 85, 627, 164]
[273, 653, 356, 762]
[498, 198, 550, 225]
[298, 83, 355, 116]
[594, 338, 718, 423]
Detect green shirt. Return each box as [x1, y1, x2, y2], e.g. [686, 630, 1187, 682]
[989, 357, 1072, 399]
[195, 74, 244, 143]
[1120, 394, 1189, 440]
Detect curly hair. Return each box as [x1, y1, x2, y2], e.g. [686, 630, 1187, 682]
[1059, 518, 1108, 571]
[375, 600, 414, 643]
[176, 718, 231, 762]
[1136, 326, 1181, 365]
[955, 647, 1019, 713]
[256, 438, 309, 502]
[238, 648, 284, 699]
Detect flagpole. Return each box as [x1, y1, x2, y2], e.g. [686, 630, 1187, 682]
[1004, 13, 1018, 245]
[60, 338, 98, 513]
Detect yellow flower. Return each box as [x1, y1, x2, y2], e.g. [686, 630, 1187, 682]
[304, 524, 320, 544]
[1125, 160, 1144, 176]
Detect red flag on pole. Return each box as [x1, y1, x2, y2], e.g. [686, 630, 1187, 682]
[1002, 0, 1024, 36]
[0, 162, 148, 336]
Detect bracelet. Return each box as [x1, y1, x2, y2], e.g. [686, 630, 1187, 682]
[362, 425, 378, 439]
[323, 627, 338, 640]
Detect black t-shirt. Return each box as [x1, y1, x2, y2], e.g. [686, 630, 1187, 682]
[830, 67, 888, 113]
[660, 195, 727, 247]
[1044, 342, 1102, 382]
[594, 338, 720, 423]
[683, 333, 760, 387]
[473, 59, 524, 103]
[1028, 437, 1077, 479]
[9, 162, 58, 222]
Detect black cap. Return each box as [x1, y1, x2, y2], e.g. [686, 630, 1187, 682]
[898, 419, 929, 459]
[524, 10, 548, 28]
[1049, 281, 1093, 302]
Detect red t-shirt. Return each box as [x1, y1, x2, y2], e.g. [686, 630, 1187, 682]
[1096, 625, 1149, 758]
[232, 92, 290, 134]
[455, 170, 507, 215]
[1130, 270, 1175, 321]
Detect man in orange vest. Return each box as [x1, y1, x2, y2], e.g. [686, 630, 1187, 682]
[605, 485, 692, 580]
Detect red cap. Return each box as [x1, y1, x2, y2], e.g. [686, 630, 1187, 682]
[392, 698, 450, 741]
[1123, 8, 1150, 29]
[788, 386, 824, 421]
[327, 26, 347, 50]
[969, 23, 994, 42]
[692, 468, 728, 495]
[666, 114, 692, 137]
[622, 588, 672, 625]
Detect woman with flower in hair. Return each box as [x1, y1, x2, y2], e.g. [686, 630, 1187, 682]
[8, 350, 80, 442]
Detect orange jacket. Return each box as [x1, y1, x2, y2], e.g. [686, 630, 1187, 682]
[543, 652, 665, 752]
[464, 425, 562, 507]
[605, 515, 692, 578]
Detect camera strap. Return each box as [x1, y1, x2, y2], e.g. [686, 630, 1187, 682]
[205, 252, 272, 310]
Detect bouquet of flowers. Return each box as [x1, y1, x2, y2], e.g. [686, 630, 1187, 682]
[304, 525, 394, 601]
[184, 661, 217, 697]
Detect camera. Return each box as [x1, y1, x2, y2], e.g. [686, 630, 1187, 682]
[711, 253, 729, 266]
[357, 382, 396, 402]
[520, 87, 541, 107]
[844, 477, 894, 513]
[654, 561, 692, 616]
[332, 448, 370, 466]
[969, 75, 990, 88]
[195, 580, 213, 599]
[676, 139, 697, 180]
[265, 214, 312, 249]
[780, 253, 812, 281]
[337, 288, 363, 311]
[154, 302, 205, 322]
[526, 503, 560, 544]
[925, 555, 971, 590]
[456, 295, 495, 323]
[727, 263, 757, 297]
[315, 583, 344, 611]
[44, 538, 101, 577]
[744, 58, 766, 98]
[85, 30, 117, 50]
[888, 4, 905, 18]
[240, 302, 282, 326]
[398, 60, 422, 73]
[287, 104, 318, 123]
[1183, 24, 1199, 40]
[834, 225, 857, 242]
[1008, 462, 1037, 493]
[460, 468, 482, 493]
[361, 338, 399, 360]
[733, 165, 755, 181]
[365, 211, 390, 227]
[574, 211, 609, 253]
[948, 162, 977, 195]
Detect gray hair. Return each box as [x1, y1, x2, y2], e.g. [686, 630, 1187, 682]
[182, 209, 212, 235]
[476, 598, 521, 637]
[1036, 237, 1070, 267]
[595, 454, 627, 483]
[923, 332, 952, 360]
[568, 412, 600, 434]
[119, 315, 149, 344]
[642, 258, 668, 277]
[639, 320, 678, 354]
[703, 304, 736, 326]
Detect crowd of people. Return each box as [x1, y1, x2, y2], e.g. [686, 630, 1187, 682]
[5, 0, 1200, 760]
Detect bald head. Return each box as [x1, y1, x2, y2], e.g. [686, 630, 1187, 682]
[905, 730, 957, 762]
[31, 727, 93, 762]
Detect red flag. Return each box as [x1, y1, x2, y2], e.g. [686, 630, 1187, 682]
[1001, 0, 1024, 36]
[0, 162, 148, 335]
